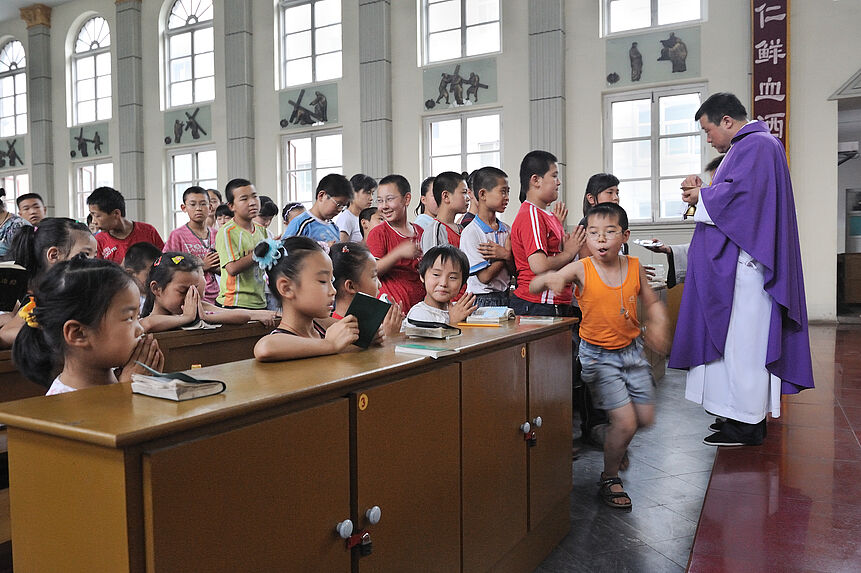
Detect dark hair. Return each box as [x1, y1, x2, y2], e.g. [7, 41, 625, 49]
[258, 195, 279, 218]
[15, 192, 44, 207]
[225, 178, 252, 204]
[432, 171, 465, 205]
[585, 202, 629, 231]
[318, 173, 354, 201]
[216, 204, 234, 218]
[583, 173, 620, 217]
[7, 217, 91, 285]
[86, 213, 94, 226]
[182, 186, 208, 204]
[12, 257, 136, 387]
[705, 154, 725, 175]
[207, 188, 223, 203]
[350, 173, 377, 194]
[378, 174, 411, 197]
[330, 242, 373, 292]
[695, 92, 747, 125]
[141, 251, 203, 317]
[471, 166, 507, 197]
[415, 176, 435, 215]
[86, 186, 126, 217]
[418, 245, 469, 287]
[253, 235, 324, 289]
[0, 188, 5, 199]
[358, 207, 378, 237]
[281, 202, 304, 223]
[519, 150, 557, 202]
[122, 242, 163, 273]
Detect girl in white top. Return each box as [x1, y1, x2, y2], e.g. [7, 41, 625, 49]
[13, 257, 164, 395]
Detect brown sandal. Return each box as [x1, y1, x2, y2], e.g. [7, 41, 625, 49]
[598, 474, 632, 509]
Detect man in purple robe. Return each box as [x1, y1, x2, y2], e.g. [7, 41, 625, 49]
[669, 92, 814, 446]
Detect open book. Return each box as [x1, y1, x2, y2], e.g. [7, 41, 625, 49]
[466, 306, 515, 324]
[0, 261, 28, 312]
[131, 362, 226, 401]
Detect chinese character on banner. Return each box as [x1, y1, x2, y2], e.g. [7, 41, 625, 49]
[752, 0, 790, 156]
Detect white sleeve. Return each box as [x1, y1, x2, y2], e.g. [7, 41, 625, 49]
[460, 226, 489, 275]
[693, 194, 715, 225]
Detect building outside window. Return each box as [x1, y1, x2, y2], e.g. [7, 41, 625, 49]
[168, 147, 217, 229]
[280, 0, 342, 88]
[605, 0, 703, 35]
[281, 130, 342, 207]
[423, 0, 500, 64]
[425, 110, 501, 176]
[0, 40, 27, 138]
[72, 16, 112, 125]
[165, 0, 214, 108]
[75, 161, 113, 221]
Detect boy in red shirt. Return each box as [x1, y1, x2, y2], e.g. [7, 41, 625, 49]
[420, 171, 468, 251]
[88, 186, 164, 263]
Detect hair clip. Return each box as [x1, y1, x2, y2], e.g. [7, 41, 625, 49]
[171, 255, 184, 265]
[18, 299, 39, 329]
[153, 256, 162, 267]
[342, 245, 349, 253]
[252, 238, 285, 271]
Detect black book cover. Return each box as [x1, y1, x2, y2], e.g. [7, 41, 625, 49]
[343, 292, 391, 348]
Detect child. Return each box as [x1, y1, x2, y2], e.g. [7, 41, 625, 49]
[206, 188, 223, 229]
[122, 242, 163, 311]
[281, 202, 306, 226]
[163, 186, 220, 303]
[16, 192, 47, 225]
[365, 174, 425, 310]
[580, 173, 623, 257]
[87, 186, 164, 263]
[254, 196, 279, 233]
[459, 167, 513, 307]
[12, 257, 164, 394]
[509, 150, 583, 316]
[215, 204, 234, 228]
[140, 252, 250, 332]
[0, 187, 28, 258]
[459, 170, 478, 227]
[336, 174, 377, 242]
[413, 176, 437, 231]
[87, 213, 100, 234]
[253, 236, 361, 361]
[420, 171, 468, 252]
[530, 203, 670, 510]
[407, 246, 477, 325]
[330, 242, 403, 337]
[285, 174, 354, 247]
[359, 207, 382, 240]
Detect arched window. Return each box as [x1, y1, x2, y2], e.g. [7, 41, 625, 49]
[72, 17, 112, 125]
[165, 0, 214, 108]
[0, 40, 27, 137]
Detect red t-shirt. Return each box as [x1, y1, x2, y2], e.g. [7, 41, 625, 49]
[510, 201, 572, 304]
[366, 221, 425, 311]
[96, 221, 165, 264]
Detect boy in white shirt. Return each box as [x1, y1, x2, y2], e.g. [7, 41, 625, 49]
[406, 245, 477, 326]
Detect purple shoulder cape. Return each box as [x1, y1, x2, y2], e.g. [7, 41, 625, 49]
[668, 121, 814, 395]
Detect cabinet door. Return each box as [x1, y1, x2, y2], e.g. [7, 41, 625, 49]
[528, 331, 573, 528]
[461, 345, 528, 572]
[353, 364, 461, 573]
[143, 400, 351, 573]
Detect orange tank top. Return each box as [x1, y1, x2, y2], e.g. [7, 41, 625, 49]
[574, 256, 642, 350]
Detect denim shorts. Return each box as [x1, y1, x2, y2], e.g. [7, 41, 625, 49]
[579, 339, 654, 411]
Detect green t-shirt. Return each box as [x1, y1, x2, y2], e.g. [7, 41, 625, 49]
[215, 220, 268, 309]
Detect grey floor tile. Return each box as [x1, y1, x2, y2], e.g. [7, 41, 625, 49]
[651, 535, 695, 568]
[674, 469, 713, 489]
[609, 504, 697, 544]
[583, 545, 685, 573]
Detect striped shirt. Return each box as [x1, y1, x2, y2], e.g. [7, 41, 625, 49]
[215, 220, 268, 309]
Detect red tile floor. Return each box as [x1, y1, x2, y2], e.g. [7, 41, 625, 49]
[688, 324, 861, 572]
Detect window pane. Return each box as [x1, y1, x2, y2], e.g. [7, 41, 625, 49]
[659, 177, 686, 218]
[466, 114, 499, 153]
[170, 32, 192, 58]
[199, 179, 217, 191]
[15, 94, 26, 114]
[284, 4, 312, 34]
[285, 31, 313, 60]
[171, 57, 192, 82]
[612, 140, 651, 179]
[466, 0, 499, 25]
[0, 77, 12, 98]
[15, 113, 26, 135]
[609, 0, 650, 33]
[428, 30, 462, 62]
[315, 0, 341, 27]
[466, 151, 500, 172]
[194, 77, 215, 102]
[431, 119, 461, 157]
[198, 150, 217, 180]
[96, 162, 113, 187]
[428, 0, 461, 33]
[96, 97, 111, 121]
[286, 137, 312, 171]
[173, 153, 193, 182]
[77, 100, 96, 124]
[315, 24, 342, 53]
[315, 52, 342, 82]
[660, 135, 701, 177]
[195, 52, 214, 78]
[77, 78, 95, 101]
[14, 73, 25, 94]
[0, 117, 13, 138]
[612, 99, 650, 139]
[618, 179, 652, 221]
[660, 93, 700, 135]
[95, 52, 111, 75]
[432, 155, 463, 175]
[194, 27, 214, 54]
[0, 96, 12, 116]
[285, 57, 313, 86]
[466, 22, 500, 56]
[316, 134, 342, 169]
[96, 75, 111, 98]
[76, 56, 95, 80]
[171, 81, 193, 107]
[657, 0, 700, 26]
[288, 169, 314, 203]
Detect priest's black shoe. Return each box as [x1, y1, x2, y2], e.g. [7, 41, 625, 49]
[702, 431, 763, 447]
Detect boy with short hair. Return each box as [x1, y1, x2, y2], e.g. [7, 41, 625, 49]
[459, 167, 513, 307]
[285, 174, 354, 246]
[420, 171, 469, 252]
[87, 186, 164, 263]
[16, 193, 47, 225]
[336, 174, 377, 242]
[530, 203, 670, 510]
[359, 206, 382, 240]
[406, 245, 477, 326]
[163, 186, 220, 303]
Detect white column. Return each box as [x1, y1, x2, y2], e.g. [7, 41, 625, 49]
[115, 0, 145, 220]
[359, 0, 392, 182]
[528, 0, 566, 177]
[224, 0, 255, 180]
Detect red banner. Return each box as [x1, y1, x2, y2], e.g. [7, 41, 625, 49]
[751, 0, 790, 157]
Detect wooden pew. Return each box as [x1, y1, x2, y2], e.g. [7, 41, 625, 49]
[152, 322, 270, 372]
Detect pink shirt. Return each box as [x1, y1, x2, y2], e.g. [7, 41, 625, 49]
[163, 224, 219, 303]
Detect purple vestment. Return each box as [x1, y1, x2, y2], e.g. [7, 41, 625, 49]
[668, 121, 814, 395]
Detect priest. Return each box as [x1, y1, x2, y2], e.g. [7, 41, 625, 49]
[669, 92, 814, 446]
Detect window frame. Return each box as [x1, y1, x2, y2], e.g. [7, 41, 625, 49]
[166, 145, 217, 230]
[71, 16, 112, 126]
[1, 171, 30, 213]
[421, 0, 502, 65]
[423, 108, 502, 179]
[164, 0, 215, 109]
[603, 0, 706, 37]
[74, 160, 114, 221]
[280, 127, 343, 209]
[0, 39, 28, 137]
[279, 0, 343, 89]
[603, 83, 706, 225]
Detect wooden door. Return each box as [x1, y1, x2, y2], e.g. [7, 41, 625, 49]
[461, 346, 528, 572]
[527, 331, 573, 529]
[353, 365, 461, 573]
[143, 399, 351, 573]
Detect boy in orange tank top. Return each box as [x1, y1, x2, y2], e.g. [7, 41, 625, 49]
[530, 203, 670, 510]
